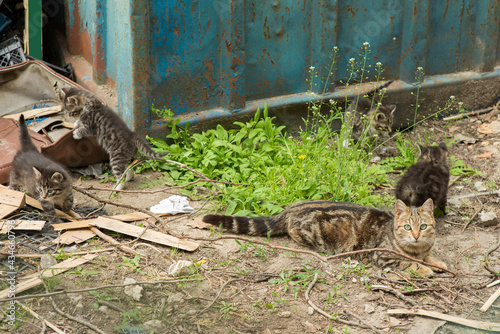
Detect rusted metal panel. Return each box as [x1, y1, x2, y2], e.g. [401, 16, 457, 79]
[63, 0, 500, 133]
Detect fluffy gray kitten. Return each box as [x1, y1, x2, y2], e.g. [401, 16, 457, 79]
[54, 83, 166, 190]
[395, 142, 450, 214]
[9, 115, 73, 223]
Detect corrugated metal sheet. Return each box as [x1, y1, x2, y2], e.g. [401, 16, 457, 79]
[64, 0, 500, 133]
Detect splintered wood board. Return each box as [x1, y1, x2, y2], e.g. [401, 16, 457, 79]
[0, 220, 45, 234]
[90, 217, 199, 251]
[24, 196, 75, 220]
[52, 229, 96, 245]
[0, 254, 98, 299]
[51, 211, 170, 231]
[4, 106, 62, 120]
[0, 185, 26, 219]
[52, 220, 96, 231]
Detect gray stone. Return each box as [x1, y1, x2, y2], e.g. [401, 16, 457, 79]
[480, 211, 497, 222]
[40, 254, 57, 269]
[475, 181, 488, 192]
[123, 278, 143, 301]
[144, 319, 166, 333]
[307, 306, 314, 315]
[167, 292, 184, 304]
[68, 293, 83, 304]
[364, 304, 376, 314]
[279, 311, 292, 318]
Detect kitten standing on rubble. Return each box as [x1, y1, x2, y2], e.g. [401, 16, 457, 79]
[203, 198, 447, 277]
[54, 82, 167, 190]
[9, 115, 73, 223]
[395, 142, 450, 215]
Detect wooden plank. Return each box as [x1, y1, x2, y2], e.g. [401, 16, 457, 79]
[4, 106, 62, 120]
[52, 229, 96, 245]
[91, 217, 199, 252]
[387, 309, 500, 332]
[0, 254, 98, 299]
[111, 211, 170, 222]
[51, 211, 170, 231]
[0, 185, 26, 219]
[52, 220, 95, 231]
[0, 220, 45, 234]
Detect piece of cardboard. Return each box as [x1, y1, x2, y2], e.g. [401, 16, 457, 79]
[0, 185, 26, 219]
[52, 229, 96, 245]
[0, 220, 45, 233]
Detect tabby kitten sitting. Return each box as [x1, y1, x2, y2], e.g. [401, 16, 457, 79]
[54, 82, 167, 190]
[345, 96, 396, 143]
[9, 115, 73, 223]
[395, 142, 450, 214]
[203, 198, 446, 277]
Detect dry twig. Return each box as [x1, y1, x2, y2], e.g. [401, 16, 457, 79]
[197, 278, 244, 315]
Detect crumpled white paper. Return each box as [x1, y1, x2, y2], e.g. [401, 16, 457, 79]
[149, 195, 195, 214]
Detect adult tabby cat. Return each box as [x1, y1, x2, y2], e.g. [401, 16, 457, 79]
[203, 199, 446, 276]
[395, 142, 450, 214]
[54, 82, 167, 190]
[345, 81, 396, 143]
[9, 115, 73, 222]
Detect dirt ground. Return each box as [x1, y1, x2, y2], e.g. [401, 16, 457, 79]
[1, 106, 500, 334]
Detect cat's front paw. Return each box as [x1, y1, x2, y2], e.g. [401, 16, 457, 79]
[424, 256, 447, 273]
[404, 262, 435, 277]
[73, 129, 83, 140]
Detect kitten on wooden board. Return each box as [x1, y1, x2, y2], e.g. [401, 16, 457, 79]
[9, 115, 74, 223]
[54, 82, 167, 190]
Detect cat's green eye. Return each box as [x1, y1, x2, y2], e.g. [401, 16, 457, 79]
[404, 224, 411, 231]
[420, 224, 427, 230]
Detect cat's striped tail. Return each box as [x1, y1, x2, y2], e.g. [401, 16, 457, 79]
[18, 115, 38, 152]
[133, 133, 168, 160]
[202, 214, 287, 236]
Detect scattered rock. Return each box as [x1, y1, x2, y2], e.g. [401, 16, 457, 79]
[167, 292, 184, 304]
[455, 133, 477, 144]
[98, 305, 108, 313]
[364, 304, 376, 314]
[168, 260, 193, 276]
[407, 317, 446, 334]
[68, 293, 83, 304]
[474, 181, 488, 192]
[303, 320, 321, 333]
[279, 311, 292, 318]
[480, 211, 497, 223]
[389, 316, 401, 327]
[307, 306, 314, 315]
[40, 254, 57, 269]
[124, 278, 143, 301]
[144, 319, 166, 333]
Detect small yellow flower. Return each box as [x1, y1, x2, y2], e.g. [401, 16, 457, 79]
[299, 155, 306, 159]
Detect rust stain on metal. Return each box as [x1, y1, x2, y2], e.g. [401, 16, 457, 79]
[413, 2, 417, 18]
[443, 0, 449, 20]
[263, 17, 270, 39]
[225, 40, 232, 53]
[390, 16, 395, 24]
[346, 5, 356, 18]
[204, 60, 216, 87]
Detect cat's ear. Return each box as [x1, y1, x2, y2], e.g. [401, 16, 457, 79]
[67, 96, 79, 106]
[395, 200, 409, 217]
[51, 172, 65, 183]
[32, 167, 42, 179]
[438, 142, 447, 151]
[388, 105, 397, 115]
[419, 198, 434, 215]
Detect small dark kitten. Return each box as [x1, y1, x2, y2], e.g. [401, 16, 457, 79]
[203, 198, 446, 277]
[54, 82, 167, 190]
[345, 96, 396, 143]
[395, 142, 450, 214]
[9, 115, 73, 222]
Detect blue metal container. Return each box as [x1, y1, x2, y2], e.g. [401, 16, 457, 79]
[63, 0, 500, 133]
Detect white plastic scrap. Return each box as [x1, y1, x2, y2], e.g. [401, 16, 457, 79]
[149, 195, 194, 214]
